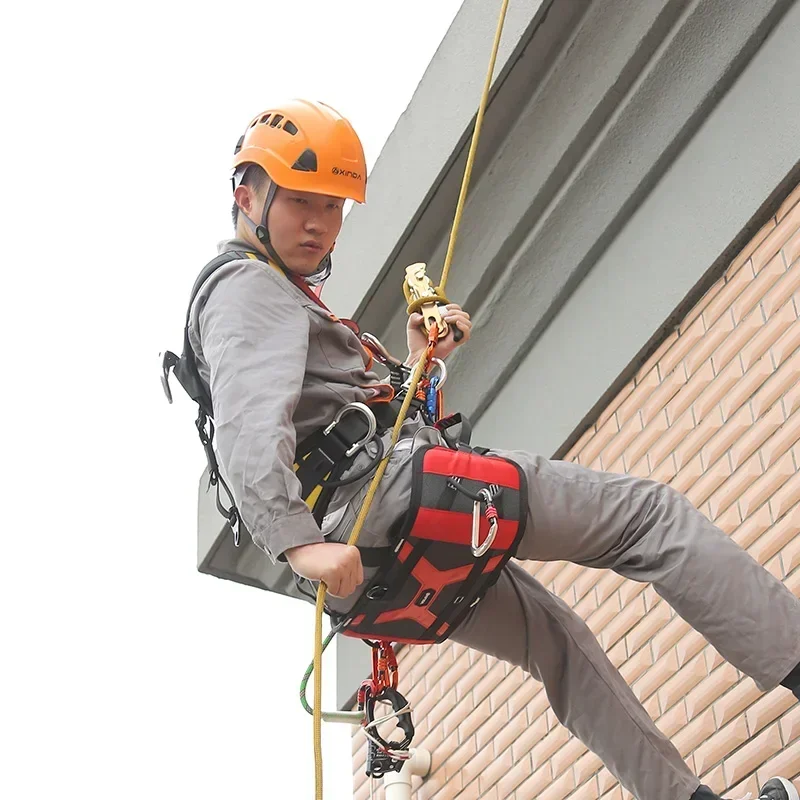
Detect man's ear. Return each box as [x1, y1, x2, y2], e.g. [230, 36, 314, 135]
[233, 185, 254, 216]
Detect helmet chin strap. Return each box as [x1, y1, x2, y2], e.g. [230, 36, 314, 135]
[237, 181, 333, 286]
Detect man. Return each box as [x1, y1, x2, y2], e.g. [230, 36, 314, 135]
[185, 99, 800, 800]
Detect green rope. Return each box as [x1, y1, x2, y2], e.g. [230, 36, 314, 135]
[300, 628, 365, 725]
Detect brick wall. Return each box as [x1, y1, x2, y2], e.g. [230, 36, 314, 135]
[352, 180, 800, 800]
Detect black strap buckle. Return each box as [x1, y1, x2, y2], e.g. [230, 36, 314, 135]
[435, 412, 472, 448]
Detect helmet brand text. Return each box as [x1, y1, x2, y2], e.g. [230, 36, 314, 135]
[332, 167, 362, 180]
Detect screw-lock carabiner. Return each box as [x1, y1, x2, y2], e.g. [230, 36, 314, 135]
[471, 485, 500, 557]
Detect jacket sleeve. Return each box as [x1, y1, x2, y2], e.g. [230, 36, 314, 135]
[192, 261, 324, 563]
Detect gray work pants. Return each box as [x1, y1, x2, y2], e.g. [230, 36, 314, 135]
[327, 440, 800, 800]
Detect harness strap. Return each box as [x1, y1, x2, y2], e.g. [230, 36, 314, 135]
[356, 547, 395, 570]
[166, 250, 266, 417]
[195, 408, 242, 545]
[434, 412, 472, 449]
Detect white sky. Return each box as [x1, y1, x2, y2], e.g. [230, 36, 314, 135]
[3, 2, 464, 797]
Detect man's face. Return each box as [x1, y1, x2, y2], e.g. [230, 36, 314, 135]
[265, 186, 344, 276]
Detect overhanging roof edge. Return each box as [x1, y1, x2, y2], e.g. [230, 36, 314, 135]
[323, 0, 557, 318]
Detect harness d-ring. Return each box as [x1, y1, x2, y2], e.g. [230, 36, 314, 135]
[323, 402, 377, 457]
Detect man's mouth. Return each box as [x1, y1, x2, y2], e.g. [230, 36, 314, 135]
[300, 241, 323, 252]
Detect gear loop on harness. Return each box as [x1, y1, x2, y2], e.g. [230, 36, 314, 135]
[446, 476, 504, 504]
[316, 437, 385, 490]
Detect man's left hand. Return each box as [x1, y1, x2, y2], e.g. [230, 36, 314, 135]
[406, 303, 472, 364]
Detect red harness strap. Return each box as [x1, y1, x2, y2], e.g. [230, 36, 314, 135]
[284, 270, 361, 334]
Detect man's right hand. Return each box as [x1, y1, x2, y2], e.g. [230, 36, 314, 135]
[285, 542, 364, 598]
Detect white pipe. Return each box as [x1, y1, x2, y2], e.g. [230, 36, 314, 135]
[383, 748, 432, 800]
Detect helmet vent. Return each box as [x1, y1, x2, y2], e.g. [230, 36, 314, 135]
[283, 120, 298, 136]
[292, 148, 318, 173]
[270, 114, 284, 128]
[259, 114, 271, 125]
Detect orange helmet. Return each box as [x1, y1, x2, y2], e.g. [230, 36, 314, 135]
[232, 99, 367, 203]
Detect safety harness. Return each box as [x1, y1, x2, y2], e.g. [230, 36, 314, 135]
[160, 250, 258, 545]
[162, 247, 528, 781]
[337, 422, 527, 779]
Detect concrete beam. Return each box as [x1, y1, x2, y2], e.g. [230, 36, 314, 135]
[479, 0, 800, 456]
[323, 0, 563, 317]
[345, 0, 795, 437]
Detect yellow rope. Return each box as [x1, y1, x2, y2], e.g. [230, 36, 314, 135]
[311, 1, 511, 796]
[311, 352, 430, 799]
[440, 0, 511, 294]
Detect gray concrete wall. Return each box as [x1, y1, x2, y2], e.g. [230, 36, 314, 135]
[323, 0, 557, 318]
[350, 0, 798, 437]
[479, 0, 800, 456]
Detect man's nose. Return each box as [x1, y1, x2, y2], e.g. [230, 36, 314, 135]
[305, 215, 326, 235]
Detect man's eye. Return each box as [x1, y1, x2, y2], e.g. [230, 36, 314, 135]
[293, 197, 307, 204]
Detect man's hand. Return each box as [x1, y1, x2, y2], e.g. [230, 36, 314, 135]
[285, 542, 364, 598]
[406, 303, 472, 365]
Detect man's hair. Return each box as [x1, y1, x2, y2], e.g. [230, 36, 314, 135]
[232, 164, 270, 228]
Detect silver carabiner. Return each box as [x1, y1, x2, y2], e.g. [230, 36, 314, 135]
[360, 332, 404, 368]
[428, 358, 447, 390]
[323, 402, 378, 457]
[401, 356, 450, 394]
[471, 487, 498, 557]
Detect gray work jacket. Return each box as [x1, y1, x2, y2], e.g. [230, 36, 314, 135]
[188, 238, 401, 564]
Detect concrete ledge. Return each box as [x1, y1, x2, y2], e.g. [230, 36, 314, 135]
[323, 0, 559, 318]
[477, 0, 800, 456]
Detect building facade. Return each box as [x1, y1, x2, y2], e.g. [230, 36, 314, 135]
[351, 189, 800, 798]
